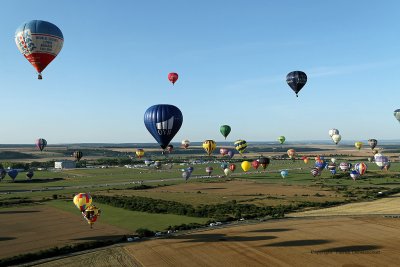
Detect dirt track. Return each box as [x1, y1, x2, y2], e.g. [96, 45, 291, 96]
[0, 205, 128, 259]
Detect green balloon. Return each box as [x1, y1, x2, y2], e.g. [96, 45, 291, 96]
[220, 125, 231, 139]
[278, 136, 286, 145]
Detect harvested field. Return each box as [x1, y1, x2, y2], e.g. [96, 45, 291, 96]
[0, 205, 128, 259]
[105, 180, 344, 206]
[38, 215, 400, 267]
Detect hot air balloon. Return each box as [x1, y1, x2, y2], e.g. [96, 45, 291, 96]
[354, 163, 367, 176]
[280, 170, 288, 178]
[331, 134, 341, 145]
[206, 166, 213, 176]
[224, 168, 232, 176]
[144, 159, 152, 166]
[330, 169, 337, 175]
[144, 104, 183, 150]
[368, 139, 377, 150]
[355, 142, 363, 150]
[220, 125, 231, 140]
[36, 138, 47, 151]
[15, 20, 64, 79]
[372, 149, 379, 155]
[182, 171, 191, 181]
[327, 162, 336, 171]
[241, 161, 251, 172]
[26, 170, 34, 180]
[82, 205, 101, 228]
[331, 158, 336, 164]
[234, 140, 248, 154]
[136, 149, 145, 159]
[329, 129, 339, 137]
[374, 153, 388, 168]
[384, 162, 391, 171]
[168, 72, 179, 85]
[8, 169, 18, 181]
[287, 149, 296, 160]
[286, 71, 307, 97]
[167, 144, 174, 153]
[220, 148, 229, 156]
[278, 136, 286, 145]
[203, 140, 216, 156]
[350, 170, 359, 181]
[252, 160, 260, 170]
[227, 150, 235, 159]
[302, 156, 309, 164]
[229, 164, 236, 172]
[0, 169, 6, 181]
[258, 157, 270, 170]
[181, 139, 190, 149]
[154, 161, 162, 169]
[73, 193, 92, 212]
[187, 166, 194, 173]
[394, 109, 400, 123]
[311, 168, 320, 177]
[220, 163, 228, 170]
[339, 162, 350, 172]
[315, 160, 326, 171]
[73, 150, 83, 162]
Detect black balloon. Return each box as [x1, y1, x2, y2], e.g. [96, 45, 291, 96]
[286, 71, 307, 97]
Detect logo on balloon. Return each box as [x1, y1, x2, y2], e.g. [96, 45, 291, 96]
[156, 116, 174, 135]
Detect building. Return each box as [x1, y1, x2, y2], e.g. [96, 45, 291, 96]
[54, 161, 76, 169]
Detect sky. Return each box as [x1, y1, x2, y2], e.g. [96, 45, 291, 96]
[0, 0, 400, 144]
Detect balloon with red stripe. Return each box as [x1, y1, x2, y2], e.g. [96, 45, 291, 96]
[73, 193, 92, 212]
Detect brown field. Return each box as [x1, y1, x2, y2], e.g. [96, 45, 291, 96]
[36, 215, 400, 267]
[104, 180, 345, 206]
[0, 205, 128, 259]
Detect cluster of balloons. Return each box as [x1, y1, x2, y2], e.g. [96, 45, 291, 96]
[0, 168, 35, 182]
[73, 193, 101, 228]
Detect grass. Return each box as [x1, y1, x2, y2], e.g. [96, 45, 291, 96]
[47, 200, 209, 232]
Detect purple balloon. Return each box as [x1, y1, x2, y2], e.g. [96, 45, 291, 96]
[227, 150, 235, 159]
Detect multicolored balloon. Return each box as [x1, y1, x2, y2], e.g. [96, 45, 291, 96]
[220, 148, 229, 156]
[311, 168, 320, 177]
[354, 162, 367, 176]
[286, 71, 307, 97]
[144, 104, 183, 150]
[220, 125, 231, 140]
[73, 150, 83, 161]
[73, 193, 92, 212]
[241, 161, 251, 172]
[302, 156, 309, 164]
[350, 170, 360, 181]
[36, 138, 47, 151]
[234, 140, 248, 154]
[168, 72, 179, 85]
[287, 149, 296, 159]
[258, 156, 270, 170]
[15, 20, 64, 79]
[339, 162, 350, 172]
[203, 140, 216, 156]
[227, 150, 235, 159]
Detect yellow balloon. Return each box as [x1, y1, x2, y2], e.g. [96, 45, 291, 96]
[136, 149, 144, 158]
[202, 140, 216, 156]
[355, 142, 363, 150]
[73, 193, 92, 212]
[241, 161, 251, 172]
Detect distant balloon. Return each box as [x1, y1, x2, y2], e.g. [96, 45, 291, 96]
[331, 158, 336, 164]
[368, 139, 377, 150]
[224, 168, 232, 176]
[227, 150, 235, 159]
[252, 160, 260, 170]
[354, 162, 367, 176]
[327, 162, 336, 171]
[234, 140, 248, 154]
[36, 138, 47, 151]
[168, 72, 179, 85]
[206, 166, 213, 176]
[187, 166, 194, 173]
[144, 159, 153, 166]
[241, 161, 251, 172]
[182, 171, 190, 181]
[154, 161, 162, 169]
[15, 20, 64, 79]
[26, 170, 34, 179]
[181, 139, 190, 149]
[0, 169, 6, 180]
[280, 170, 288, 178]
[394, 109, 400, 123]
[8, 169, 18, 181]
[220, 163, 228, 170]
[302, 156, 309, 164]
[220, 148, 229, 156]
[355, 142, 363, 150]
[339, 162, 350, 172]
[136, 149, 144, 159]
[203, 140, 216, 156]
[311, 168, 320, 177]
[330, 169, 337, 175]
[328, 129, 339, 137]
[350, 170, 360, 181]
[383, 162, 391, 171]
[229, 163, 236, 172]
[331, 134, 341, 145]
[220, 125, 231, 140]
[73, 193, 92, 212]
[278, 136, 286, 145]
[287, 149, 296, 160]
[374, 153, 388, 168]
[167, 144, 174, 153]
[73, 150, 83, 162]
[83, 205, 101, 228]
[144, 104, 183, 150]
[258, 156, 270, 170]
[286, 71, 307, 97]
[372, 149, 379, 155]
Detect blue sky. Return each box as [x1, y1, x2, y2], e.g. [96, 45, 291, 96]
[0, 1, 399, 144]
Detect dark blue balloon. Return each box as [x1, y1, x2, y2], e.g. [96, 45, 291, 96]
[187, 166, 194, 173]
[8, 169, 18, 180]
[144, 104, 183, 149]
[286, 71, 307, 97]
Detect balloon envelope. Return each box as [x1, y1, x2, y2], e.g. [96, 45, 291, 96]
[0, 169, 6, 180]
[73, 193, 92, 212]
[36, 138, 47, 151]
[227, 150, 235, 159]
[368, 139, 377, 150]
[8, 169, 18, 181]
[329, 129, 339, 137]
[224, 168, 231, 176]
[15, 20, 64, 79]
[26, 171, 34, 179]
[74, 150, 83, 161]
[144, 104, 183, 149]
[168, 72, 178, 85]
[286, 71, 307, 97]
[229, 164, 236, 172]
[331, 134, 341, 145]
[182, 171, 190, 180]
[220, 125, 231, 139]
[136, 149, 144, 158]
[355, 142, 363, 150]
[234, 140, 247, 154]
[280, 170, 288, 178]
[203, 140, 216, 156]
[241, 161, 251, 172]
[394, 109, 400, 123]
[181, 139, 190, 149]
[278, 136, 286, 145]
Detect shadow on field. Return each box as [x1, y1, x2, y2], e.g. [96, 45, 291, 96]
[250, 228, 293, 233]
[0, 210, 40, 214]
[264, 239, 331, 247]
[14, 178, 64, 183]
[172, 233, 277, 243]
[72, 235, 125, 241]
[0, 237, 16, 241]
[195, 187, 226, 190]
[317, 245, 382, 252]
